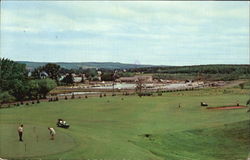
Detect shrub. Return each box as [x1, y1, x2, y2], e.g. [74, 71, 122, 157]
[65, 96, 68, 100]
[138, 92, 153, 97]
[247, 99, 250, 105]
[71, 94, 75, 99]
[100, 94, 102, 98]
[239, 83, 245, 89]
[0, 91, 15, 104]
[157, 92, 163, 96]
[37, 99, 40, 103]
[85, 95, 88, 99]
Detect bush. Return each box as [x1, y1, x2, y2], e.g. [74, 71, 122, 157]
[37, 99, 40, 103]
[157, 92, 163, 96]
[138, 92, 153, 97]
[239, 83, 245, 89]
[0, 91, 15, 104]
[100, 94, 102, 98]
[85, 95, 88, 99]
[26, 102, 29, 105]
[71, 94, 75, 99]
[247, 99, 250, 105]
[65, 96, 68, 100]
[104, 93, 106, 97]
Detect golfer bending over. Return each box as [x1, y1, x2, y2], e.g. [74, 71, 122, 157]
[18, 124, 24, 141]
[48, 127, 56, 140]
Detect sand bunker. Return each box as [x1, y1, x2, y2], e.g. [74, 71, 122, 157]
[207, 105, 247, 110]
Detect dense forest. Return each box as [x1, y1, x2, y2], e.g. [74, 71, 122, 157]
[128, 65, 250, 74]
[128, 65, 250, 81]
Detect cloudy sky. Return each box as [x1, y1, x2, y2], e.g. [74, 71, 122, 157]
[1, 1, 249, 65]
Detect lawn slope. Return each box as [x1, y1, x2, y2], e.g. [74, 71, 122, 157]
[0, 89, 249, 160]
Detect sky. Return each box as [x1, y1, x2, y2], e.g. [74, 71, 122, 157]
[1, 1, 249, 66]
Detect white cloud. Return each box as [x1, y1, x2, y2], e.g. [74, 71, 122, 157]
[2, 1, 249, 34]
[1, 1, 249, 65]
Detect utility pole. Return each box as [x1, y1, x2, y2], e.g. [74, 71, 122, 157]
[112, 70, 117, 96]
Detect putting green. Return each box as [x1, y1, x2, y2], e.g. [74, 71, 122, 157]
[0, 124, 76, 158]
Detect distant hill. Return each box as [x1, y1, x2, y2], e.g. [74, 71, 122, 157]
[16, 61, 156, 70]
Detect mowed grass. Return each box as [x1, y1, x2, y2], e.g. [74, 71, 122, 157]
[0, 88, 249, 160]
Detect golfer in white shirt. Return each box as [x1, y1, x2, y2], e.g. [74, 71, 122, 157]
[48, 127, 56, 140]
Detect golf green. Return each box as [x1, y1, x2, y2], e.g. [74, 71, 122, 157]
[0, 124, 76, 158]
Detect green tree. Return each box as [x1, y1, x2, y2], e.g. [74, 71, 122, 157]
[101, 72, 113, 81]
[0, 58, 27, 91]
[84, 68, 97, 80]
[239, 83, 245, 89]
[8, 79, 29, 100]
[27, 80, 40, 99]
[62, 73, 74, 85]
[38, 79, 57, 98]
[31, 66, 43, 79]
[41, 63, 61, 83]
[135, 79, 145, 94]
[0, 91, 15, 104]
[0, 58, 29, 100]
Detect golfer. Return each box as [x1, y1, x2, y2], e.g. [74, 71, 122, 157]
[18, 124, 24, 141]
[48, 127, 56, 140]
[178, 103, 181, 108]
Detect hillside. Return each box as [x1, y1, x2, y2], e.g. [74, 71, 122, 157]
[16, 61, 155, 70]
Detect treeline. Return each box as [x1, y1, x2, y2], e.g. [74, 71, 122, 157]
[0, 58, 57, 103]
[128, 65, 250, 81]
[18, 61, 154, 70]
[128, 65, 250, 74]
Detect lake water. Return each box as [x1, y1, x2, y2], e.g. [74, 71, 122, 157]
[57, 82, 201, 96]
[58, 92, 101, 96]
[92, 83, 136, 89]
[92, 83, 196, 90]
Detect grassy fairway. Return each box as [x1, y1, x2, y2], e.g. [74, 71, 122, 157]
[0, 88, 249, 160]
